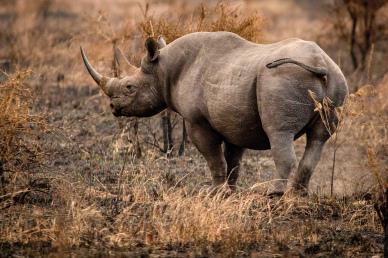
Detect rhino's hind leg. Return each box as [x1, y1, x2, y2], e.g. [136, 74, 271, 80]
[224, 142, 245, 190]
[186, 122, 227, 187]
[291, 118, 331, 193]
[267, 132, 297, 195]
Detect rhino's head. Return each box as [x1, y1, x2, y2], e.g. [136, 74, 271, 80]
[81, 37, 167, 117]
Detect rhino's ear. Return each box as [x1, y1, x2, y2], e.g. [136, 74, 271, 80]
[145, 37, 160, 62]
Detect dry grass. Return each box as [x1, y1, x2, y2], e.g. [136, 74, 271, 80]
[0, 70, 46, 202]
[0, 166, 382, 256]
[0, 0, 387, 257]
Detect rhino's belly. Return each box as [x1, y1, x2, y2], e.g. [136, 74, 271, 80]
[207, 103, 270, 150]
[219, 121, 270, 150]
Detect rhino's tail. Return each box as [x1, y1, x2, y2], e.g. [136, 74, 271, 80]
[266, 58, 327, 77]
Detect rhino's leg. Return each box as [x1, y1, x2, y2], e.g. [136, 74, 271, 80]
[267, 132, 297, 195]
[186, 122, 227, 187]
[224, 142, 245, 190]
[291, 117, 331, 193]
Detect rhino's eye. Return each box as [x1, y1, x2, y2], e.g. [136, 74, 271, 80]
[126, 84, 136, 95]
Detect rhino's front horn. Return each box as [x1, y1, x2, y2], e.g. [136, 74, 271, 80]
[80, 47, 110, 93]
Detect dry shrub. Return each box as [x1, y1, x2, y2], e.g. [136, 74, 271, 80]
[352, 78, 388, 255]
[347, 78, 387, 183]
[139, 2, 265, 44]
[0, 70, 45, 201]
[352, 79, 388, 239]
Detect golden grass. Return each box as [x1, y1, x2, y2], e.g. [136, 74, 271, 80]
[0, 169, 382, 255]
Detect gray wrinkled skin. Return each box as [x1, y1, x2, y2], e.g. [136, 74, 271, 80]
[81, 32, 348, 195]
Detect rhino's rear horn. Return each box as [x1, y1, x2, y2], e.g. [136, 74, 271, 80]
[114, 47, 137, 74]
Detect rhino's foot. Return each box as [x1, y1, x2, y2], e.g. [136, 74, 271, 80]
[287, 185, 309, 197]
[265, 179, 287, 197]
[266, 190, 284, 198]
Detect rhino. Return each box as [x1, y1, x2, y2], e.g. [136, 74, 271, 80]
[81, 31, 348, 195]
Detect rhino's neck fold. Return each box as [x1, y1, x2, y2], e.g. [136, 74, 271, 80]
[157, 45, 197, 113]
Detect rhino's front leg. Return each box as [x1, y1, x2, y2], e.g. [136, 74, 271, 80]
[186, 121, 227, 187]
[224, 142, 245, 190]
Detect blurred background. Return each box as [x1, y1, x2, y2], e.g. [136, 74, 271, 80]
[0, 0, 387, 256]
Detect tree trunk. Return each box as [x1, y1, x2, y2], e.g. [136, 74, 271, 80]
[359, 4, 375, 68]
[178, 119, 188, 156]
[349, 14, 358, 70]
[161, 110, 173, 155]
[133, 119, 142, 158]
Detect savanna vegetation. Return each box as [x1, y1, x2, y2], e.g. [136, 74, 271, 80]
[0, 0, 387, 257]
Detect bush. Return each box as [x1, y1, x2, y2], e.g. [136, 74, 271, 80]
[139, 2, 264, 44]
[0, 70, 45, 198]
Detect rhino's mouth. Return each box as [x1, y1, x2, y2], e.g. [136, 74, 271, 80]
[111, 104, 123, 117]
[112, 108, 123, 117]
